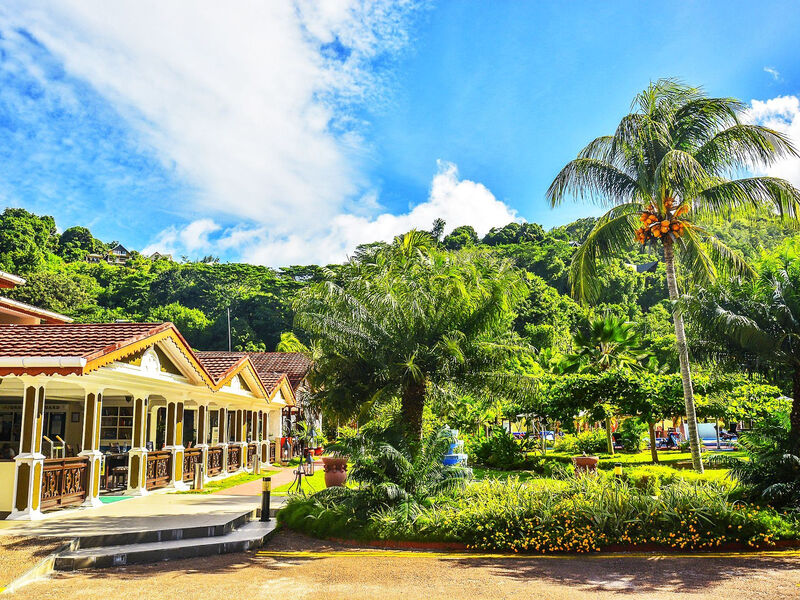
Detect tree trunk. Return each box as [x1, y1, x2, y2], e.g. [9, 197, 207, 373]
[663, 238, 704, 473]
[401, 380, 426, 442]
[648, 422, 659, 463]
[605, 416, 615, 455]
[791, 366, 800, 453]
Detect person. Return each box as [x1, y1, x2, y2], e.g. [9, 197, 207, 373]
[0, 445, 16, 459]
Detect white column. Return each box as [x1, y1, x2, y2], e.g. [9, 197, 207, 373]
[9, 379, 46, 520]
[79, 388, 104, 508]
[195, 403, 210, 483]
[126, 396, 149, 496]
[164, 398, 189, 491]
[218, 407, 228, 474]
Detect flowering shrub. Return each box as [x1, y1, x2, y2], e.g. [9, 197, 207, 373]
[429, 477, 793, 552]
[279, 475, 799, 552]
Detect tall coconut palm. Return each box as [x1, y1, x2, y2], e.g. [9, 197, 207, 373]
[547, 79, 800, 471]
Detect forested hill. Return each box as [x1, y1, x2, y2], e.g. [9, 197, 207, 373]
[0, 207, 794, 354]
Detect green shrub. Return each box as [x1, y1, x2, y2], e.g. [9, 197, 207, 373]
[469, 428, 524, 470]
[617, 418, 647, 452]
[553, 429, 607, 455]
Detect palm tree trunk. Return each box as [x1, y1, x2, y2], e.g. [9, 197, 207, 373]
[402, 380, 426, 442]
[791, 365, 800, 453]
[605, 416, 615, 455]
[648, 422, 659, 463]
[663, 238, 704, 473]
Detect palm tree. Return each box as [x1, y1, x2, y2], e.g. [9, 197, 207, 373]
[687, 241, 800, 451]
[562, 314, 650, 454]
[547, 79, 800, 471]
[294, 231, 530, 441]
[562, 315, 648, 373]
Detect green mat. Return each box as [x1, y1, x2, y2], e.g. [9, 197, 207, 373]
[99, 495, 132, 504]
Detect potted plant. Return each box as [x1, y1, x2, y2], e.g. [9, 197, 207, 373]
[321, 456, 348, 487]
[572, 453, 599, 475]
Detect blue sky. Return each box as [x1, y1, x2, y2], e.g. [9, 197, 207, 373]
[0, 1, 799, 265]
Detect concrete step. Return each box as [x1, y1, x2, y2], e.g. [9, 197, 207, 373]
[72, 509, 258, 549]
[54, 520, 278, 570]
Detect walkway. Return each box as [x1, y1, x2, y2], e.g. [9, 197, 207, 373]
[0, 463, 302, 539]
[6, 529, 800, 600]
[217, 460, 322, 496]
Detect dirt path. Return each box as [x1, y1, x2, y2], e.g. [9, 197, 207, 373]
[6, 529, 800, 599]
[0, 535, 66, 590]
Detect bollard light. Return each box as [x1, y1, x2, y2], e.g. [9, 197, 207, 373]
[261, 476, 272, 522]
[614, 463, 623, 479]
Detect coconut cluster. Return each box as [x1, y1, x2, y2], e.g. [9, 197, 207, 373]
[635, 198, 688, 245]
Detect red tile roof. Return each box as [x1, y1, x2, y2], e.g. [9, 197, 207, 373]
[246, 352, 311, 391]
[0, 270, 25, 289]
[0, 296, 72, 323]
[0, 322, 171, 359]
[194, 351, 248, 383]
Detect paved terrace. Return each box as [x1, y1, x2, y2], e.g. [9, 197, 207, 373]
[0, 464, 301, 539]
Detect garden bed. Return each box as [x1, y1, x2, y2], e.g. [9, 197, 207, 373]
[278, 475, 800, 554]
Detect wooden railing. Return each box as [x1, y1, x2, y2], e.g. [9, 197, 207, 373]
[207, 445, 224, 476]
[41, 457, 89, 510]
[247, 443, 257, 467]
[146, 450, 172, 490]
[227, 444, 241, 471]
[183, 448, 203, 482]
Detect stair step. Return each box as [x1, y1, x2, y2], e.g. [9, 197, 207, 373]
[54, 520, 278, 570]
[72, 509, 258, 549]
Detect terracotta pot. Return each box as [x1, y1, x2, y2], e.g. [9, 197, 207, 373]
[572, 455, 599, 475]
[322, 456, 348, 487]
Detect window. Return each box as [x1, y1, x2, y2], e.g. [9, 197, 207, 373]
[100, 406, 134, 443]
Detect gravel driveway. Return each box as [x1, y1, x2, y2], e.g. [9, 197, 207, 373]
[6, 530, 800, 600]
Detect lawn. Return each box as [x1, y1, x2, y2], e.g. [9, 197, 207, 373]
[272, 468, 327, 496]
[538, 449, 744, 468]
[175, 469, 280, 494]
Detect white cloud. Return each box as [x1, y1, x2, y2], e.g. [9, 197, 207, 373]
[745, 95, 800, 188]
[147, 161, 521, 265]
[2, 0, 420, 235]
[763, 66, 781, 81]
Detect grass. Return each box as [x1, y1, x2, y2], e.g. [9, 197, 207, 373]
[272, 468, 327, 496]
[472, 467, 541, 481]
[175, 469, 280, 494]
[538, 449, 744, 468]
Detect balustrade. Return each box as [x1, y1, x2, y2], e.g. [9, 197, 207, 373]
[207, 445, 224, 476]
[145, 450, 172, 490]
[183, 448, 203, 482]
[227, 445, 241, 470]
[40, 457, 89, 510]
[247, 443, 257, 467]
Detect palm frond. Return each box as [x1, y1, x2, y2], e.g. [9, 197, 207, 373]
[695, 176, 800, 221]
[675, 225, 716, 287]
[569, 203, 641, 303]
[694, 124, 798, 174]
[547, 158, 642, 207]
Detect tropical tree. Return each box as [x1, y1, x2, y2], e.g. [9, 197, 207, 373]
[294, 231, 530, 441]
[561, 315, 649, 453]
[687, 240, 800, 451]
[562, 315, 648, 373]
[547, 79, 800, 471]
